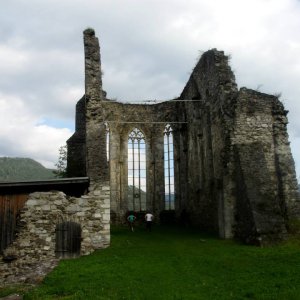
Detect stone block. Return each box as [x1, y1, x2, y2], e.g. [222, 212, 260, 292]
[102, 213, 110, 221]
[66, 204, 79, 212]
[76, 211, 85, 217]
[20, 241, 31, 247]
[26, 199, 38, 206]
[76, 198, 86, 206]
[94, 213, 102, 219]
[101, 203, 110, 209]
[41, 205, 51, 211]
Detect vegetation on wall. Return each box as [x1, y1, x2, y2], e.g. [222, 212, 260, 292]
[0, 157, 55, 182]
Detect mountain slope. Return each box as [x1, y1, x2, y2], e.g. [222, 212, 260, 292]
[0, 157, 55, 182]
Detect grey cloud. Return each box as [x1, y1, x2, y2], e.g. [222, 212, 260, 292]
[0, 0, 299, 170]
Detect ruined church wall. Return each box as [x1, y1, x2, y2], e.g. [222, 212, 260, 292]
[102, 101, 177, 221]
[232, 88, 300, 243]
[66, 28, 299, 244]
[0, 186, 110, 284]
[178, 48, 299, 242]
[231, 89, 285, 243]
[173, 123, 188, 216]
[179, 49, 238, 236]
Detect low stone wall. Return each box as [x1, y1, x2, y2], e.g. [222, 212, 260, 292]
[0, 183, 110, 285]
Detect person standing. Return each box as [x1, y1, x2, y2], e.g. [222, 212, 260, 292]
[145, 212, 154, 232]
[127, 213, 136, 232]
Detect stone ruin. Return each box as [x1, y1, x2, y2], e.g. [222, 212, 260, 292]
[1, 27, 300, 285]
[0, 184, 110, 284]
[68, 28, 300, 245]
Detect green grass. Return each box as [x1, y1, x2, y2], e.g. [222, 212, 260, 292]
[4, 226, 300, 299]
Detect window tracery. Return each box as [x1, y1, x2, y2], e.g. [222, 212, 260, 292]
[128, 128, 146, 211]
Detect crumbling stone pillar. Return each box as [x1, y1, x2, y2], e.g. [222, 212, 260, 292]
[84, 28, 102, 100]
[84, 28, 108, 183]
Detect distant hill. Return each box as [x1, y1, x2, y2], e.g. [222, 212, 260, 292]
[0, 157, 56, 182]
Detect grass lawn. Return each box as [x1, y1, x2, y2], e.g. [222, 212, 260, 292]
[2, 225, 300, 299]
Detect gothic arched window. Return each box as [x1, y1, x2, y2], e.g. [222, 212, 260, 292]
[164, 124, 175, 210]
[128, 128, 146, 211]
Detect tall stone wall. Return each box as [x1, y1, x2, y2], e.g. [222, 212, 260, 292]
[0, 186, 110, 284]
[232, 88, 300, 243]
[179, 49, 238, 237]
[84, 28, 108, 183]
[173, 48, 299, 243]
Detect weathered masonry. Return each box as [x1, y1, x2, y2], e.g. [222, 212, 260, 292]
[0, 178, 110, 284]
[67, 28, 300, 245]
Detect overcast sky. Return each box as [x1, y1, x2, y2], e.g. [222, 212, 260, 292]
[0, 0, 299, 179]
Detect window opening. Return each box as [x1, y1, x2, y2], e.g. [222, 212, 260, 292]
[105, 122, 109, 162]
[128, 128, 146, 211]
[164, 124, 175, 210]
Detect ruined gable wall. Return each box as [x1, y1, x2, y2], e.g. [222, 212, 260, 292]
[179, 48, 299, 242]
[179, 49, 238, 236]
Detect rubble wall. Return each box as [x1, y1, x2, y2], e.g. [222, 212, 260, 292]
[0, 185, 110, 284]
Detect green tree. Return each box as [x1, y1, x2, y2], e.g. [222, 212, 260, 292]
[54, 145, 67, 178]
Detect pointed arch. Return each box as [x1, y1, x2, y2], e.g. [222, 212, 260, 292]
[128, 128, 146, 211]
[164, 124, 175, 210]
